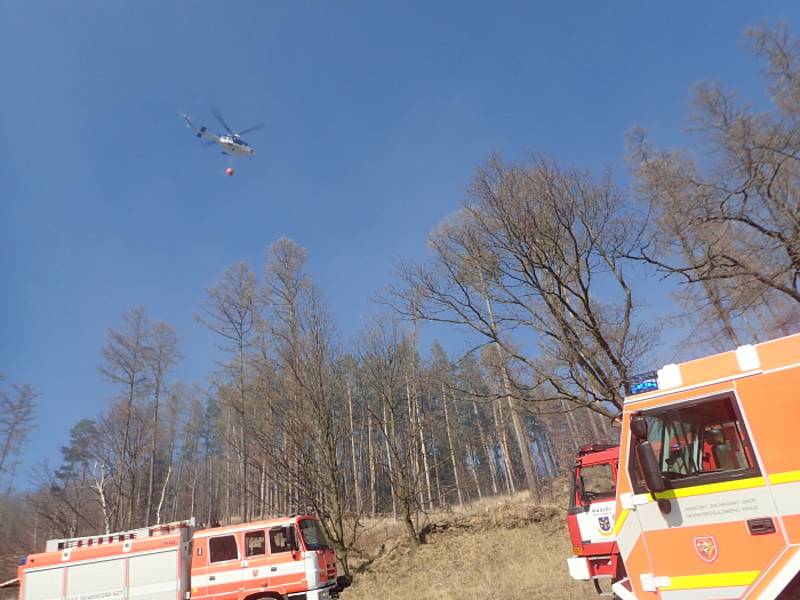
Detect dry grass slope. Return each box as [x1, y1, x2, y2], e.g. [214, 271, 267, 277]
[341, 496, 597, 600]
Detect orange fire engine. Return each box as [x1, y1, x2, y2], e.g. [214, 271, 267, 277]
[611, 332, 800, 599]
[16, 515, 348, 600]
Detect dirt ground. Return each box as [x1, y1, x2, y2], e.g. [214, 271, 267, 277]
[340, 497, 597, 600]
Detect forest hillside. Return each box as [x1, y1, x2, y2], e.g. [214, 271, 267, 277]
[341, 493, 595, 600]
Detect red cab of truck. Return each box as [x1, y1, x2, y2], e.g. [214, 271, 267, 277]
[566, 443, 623, 592]
[191, 516, 342, 600]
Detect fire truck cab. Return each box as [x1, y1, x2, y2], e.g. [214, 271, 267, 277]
[612, 333, 800, 599]
[566, 444, 623, 593]
[190, 516, 341, 600]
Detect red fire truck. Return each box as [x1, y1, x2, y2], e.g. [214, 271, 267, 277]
[566, 443, 623, 594]
[15, 515, 349, 600]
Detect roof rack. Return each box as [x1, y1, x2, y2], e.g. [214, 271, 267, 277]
[45, 518, 196, 552]
[577, 443, 617, 455]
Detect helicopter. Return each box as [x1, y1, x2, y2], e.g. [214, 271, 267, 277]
[181, 109, 263, 175]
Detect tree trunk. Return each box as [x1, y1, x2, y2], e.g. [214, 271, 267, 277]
[474, 401, 499, 495]
[238, 342, 248, 522]
[561, 400, 581, 451]
[383, 402, 398, 520]
[500, 365, 540, 502]
[401, 499, 419, 547]
[441, 385, 464, 509]
[346, 382, 362, 512]
[419, 397, 434, 511]
[405, 377, 423, 511]
[466, 441, 482, 500]
[482, 289, 540, 502]
[145, 384, 160, 526]
[433, 445, 444, 508]
[585, 408, 602, 440]
[494, 399, 516, 495]
[155, 466, 172, 524]
[367, 410, 377, 518]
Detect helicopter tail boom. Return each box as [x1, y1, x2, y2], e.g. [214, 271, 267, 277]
[181, 113, 220, 144]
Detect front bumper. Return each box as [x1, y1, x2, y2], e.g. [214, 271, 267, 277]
[288, 586, 334, 600]
[567, 556, 591, 580]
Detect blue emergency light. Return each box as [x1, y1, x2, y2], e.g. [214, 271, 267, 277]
[629, 371, 658, 394]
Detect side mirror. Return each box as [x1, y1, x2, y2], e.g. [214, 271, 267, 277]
[630, 414, 648, 440]
[635, 440, 666, 493]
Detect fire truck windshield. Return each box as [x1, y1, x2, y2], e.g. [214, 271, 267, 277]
[579, 463, 616, 502]
[299, 519, 331, 551]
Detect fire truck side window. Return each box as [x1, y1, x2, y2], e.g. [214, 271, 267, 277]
[269, 527, 292, 554]
[579, 463, 615, 501]
[630, 394, 757, 492]
[245, 530, 265, 557]
[209, 535, 239, 563]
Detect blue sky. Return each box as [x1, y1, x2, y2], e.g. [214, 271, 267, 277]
[2, 1, 799, 482]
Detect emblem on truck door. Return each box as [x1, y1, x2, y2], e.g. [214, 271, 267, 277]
[598, 516, 611, 533]
[693, 536, 718, 563]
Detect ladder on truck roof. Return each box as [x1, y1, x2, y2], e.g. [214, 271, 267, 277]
[45, 518, 196, 552]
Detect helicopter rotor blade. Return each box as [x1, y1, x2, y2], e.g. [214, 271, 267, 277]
[236, 123, 265, 136]
[210, 108, 234, 135]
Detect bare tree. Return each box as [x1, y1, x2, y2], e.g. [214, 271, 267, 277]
[90, 461, 113, 534]
[262, 238, 360, 575]
[388, 155, 655, 419]
[0, 376, 36, 494]
[98, 306, 151, 528]
[196, 262, 263, 522]
[628, 24, 800, 346]
[358, 321, 423, 546]
[144, 322, 181, 525]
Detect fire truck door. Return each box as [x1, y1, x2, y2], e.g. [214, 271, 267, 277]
[241, 530, 269, 592]
[205, 534, 243, 600]
[630, 394, 784, 597]
[575, 461, 617, 543]
[263, 526, 305, 589]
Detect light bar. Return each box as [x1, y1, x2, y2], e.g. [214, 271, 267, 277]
[629, 371, 658, 395]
